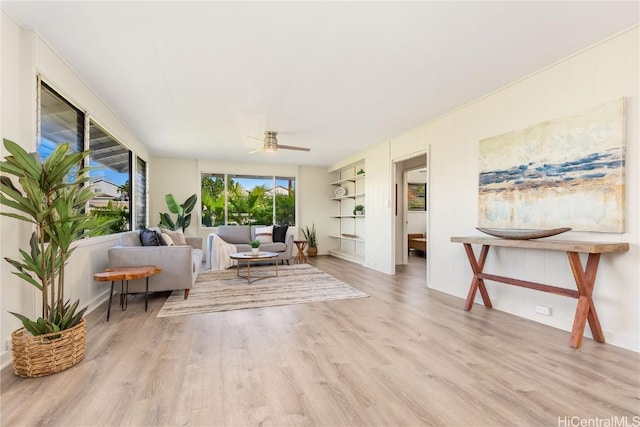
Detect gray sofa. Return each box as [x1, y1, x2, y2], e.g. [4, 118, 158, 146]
[206, 225, 294, 269]
[108, 228, 203, 299]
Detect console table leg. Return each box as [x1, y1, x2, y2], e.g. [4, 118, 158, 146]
[568, 252, 604, 348]
[463, 244, 493, 311]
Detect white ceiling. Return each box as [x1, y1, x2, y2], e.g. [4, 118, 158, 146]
[3, 1, 638, 167]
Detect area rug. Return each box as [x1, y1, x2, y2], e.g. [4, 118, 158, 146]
[157, 264, 369, 317]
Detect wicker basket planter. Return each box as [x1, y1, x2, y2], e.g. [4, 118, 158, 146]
[11, 318, 87, 378]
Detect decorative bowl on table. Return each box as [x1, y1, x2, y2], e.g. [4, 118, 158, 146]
[475, 227, 572, 240]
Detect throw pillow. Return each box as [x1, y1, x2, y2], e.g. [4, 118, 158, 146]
[254, 225, 273, 244]
[272, 225, 289, 243]
[161, 232, 175, 246]
[140, 228, 163, 246]
[162, 229, 188, 246]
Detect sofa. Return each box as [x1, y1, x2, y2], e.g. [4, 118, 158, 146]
[108, 228, 203, 299]
[206, 225, 294, 269]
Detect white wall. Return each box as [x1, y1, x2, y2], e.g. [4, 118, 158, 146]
[1, 12, 150, 368]
[355, 26, 640, 351]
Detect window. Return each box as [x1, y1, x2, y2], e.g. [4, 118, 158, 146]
[135, 157, 147, 229]
[201, 173, 296, 226]
[87, 120, 131, 234]
[201, 173, 225, 226]
[37, 78, 147, 237]
[38, 81, 84, 160]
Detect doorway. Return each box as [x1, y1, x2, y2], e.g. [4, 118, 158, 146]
[393, 153, 428, 271]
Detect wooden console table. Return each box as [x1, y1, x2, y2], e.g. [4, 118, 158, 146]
[450, 236, 629, 348]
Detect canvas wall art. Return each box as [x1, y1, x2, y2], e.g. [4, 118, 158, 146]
[478, 98, 626, 233]
[408, 183, 426, 211]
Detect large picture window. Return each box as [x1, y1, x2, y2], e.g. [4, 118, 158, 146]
[201, 173, 296, 226]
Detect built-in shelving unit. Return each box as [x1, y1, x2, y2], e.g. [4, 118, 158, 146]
[328, 160, 365, 264]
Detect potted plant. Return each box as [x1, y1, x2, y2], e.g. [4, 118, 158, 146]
[249, 239, 261, 254]
[301, 223, 318, 257]
[353, 204, 365, 216]
[0, 139, 110, 377]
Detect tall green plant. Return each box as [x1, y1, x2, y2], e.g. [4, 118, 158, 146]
[0, 139, 110, 335]
[301, 223, 317, 248]
[159, 193, 197, 231]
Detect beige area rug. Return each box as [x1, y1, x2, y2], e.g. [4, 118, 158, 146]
[157, 264, 369, 317]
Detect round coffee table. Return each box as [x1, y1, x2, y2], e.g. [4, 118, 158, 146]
[230, 251, 279, 284]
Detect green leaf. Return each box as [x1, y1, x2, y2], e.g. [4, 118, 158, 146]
[165, 194, 183, 215]
[159, 213, 175, 230]
[2, 139, 41, 178]
[182, 194, 197, 214]
[182, 214, 191, 230]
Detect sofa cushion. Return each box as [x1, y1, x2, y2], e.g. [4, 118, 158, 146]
[255, 225, 273, 243]
[273, 225, 288, 243]
[161, 232, 175, 246]
[140, 228, 163, 246]
[235, 244, 251, 253]
[120, 231, 142, 247]
[162, 229, 187, 246]
[259, 242, 287, 252]
[218, 226, 251, 244]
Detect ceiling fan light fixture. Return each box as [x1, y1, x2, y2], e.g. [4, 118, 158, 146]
[264, 142, 277, 153]
[263, 131, 278, 153]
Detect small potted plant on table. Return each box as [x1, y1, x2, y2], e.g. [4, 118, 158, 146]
[249, 239, 261, 254]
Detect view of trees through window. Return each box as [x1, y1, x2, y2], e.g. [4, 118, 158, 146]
[87, 121, 131, 234]
[38, 80, 145, 236]
[201, 174, 295, 226]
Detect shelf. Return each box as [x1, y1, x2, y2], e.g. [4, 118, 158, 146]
[330, 161, 365, 267]
[329, 235, 365, 243]
[330, 192, 365, 200]
[328, 249, 364, 265]
[330, 174, 365, 185]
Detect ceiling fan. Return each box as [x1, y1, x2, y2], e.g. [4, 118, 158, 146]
[248, 131, 310, 154]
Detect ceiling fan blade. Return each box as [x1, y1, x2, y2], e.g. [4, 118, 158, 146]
[246, 135, 264, 142]
[278, 144, 311, 152]
[248, 147, 263, 154]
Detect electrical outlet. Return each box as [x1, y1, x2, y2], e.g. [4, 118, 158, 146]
[5, 339, 11, 351]
[535, 305, 552, 316]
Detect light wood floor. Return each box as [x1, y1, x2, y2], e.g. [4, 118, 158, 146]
[2, 256, 638, 426]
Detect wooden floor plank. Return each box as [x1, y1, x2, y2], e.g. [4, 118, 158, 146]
[1, 255, 638, 426]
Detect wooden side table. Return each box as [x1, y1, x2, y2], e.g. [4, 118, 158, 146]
[93, 265, 161, 321]
[294, 240, 308, 264]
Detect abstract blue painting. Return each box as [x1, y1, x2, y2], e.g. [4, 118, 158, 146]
[478, 98, 625, 233]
